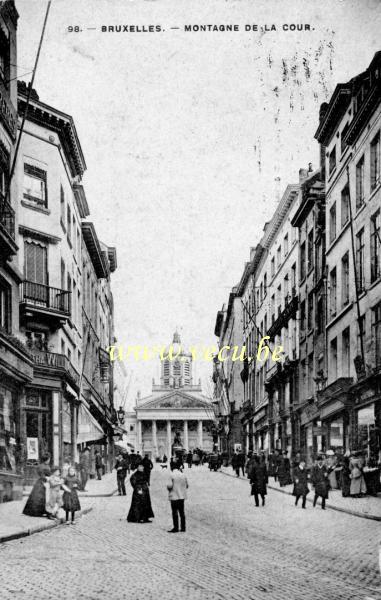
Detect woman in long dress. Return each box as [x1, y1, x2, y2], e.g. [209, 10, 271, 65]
[23, 459, 51, 517]
[127, 464, 154, 523]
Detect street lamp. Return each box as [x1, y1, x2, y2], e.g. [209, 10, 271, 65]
[117, 406, 125, 425]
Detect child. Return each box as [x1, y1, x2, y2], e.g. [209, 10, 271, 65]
[46, 467, 68, 519]
[292, 459, 309, 508]
[63, 466, 81, 524]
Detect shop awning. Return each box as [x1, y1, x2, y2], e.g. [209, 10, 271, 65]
[77, 402, 105, 443]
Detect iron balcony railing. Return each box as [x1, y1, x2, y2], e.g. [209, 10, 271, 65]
[0, 197, 15, 239]
[32, 350, 80, 387]
[20, 281, 71, 315]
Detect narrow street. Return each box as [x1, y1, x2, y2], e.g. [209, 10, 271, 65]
[0, 467, 379, 600]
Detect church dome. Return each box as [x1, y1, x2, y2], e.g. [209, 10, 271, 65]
[161, 331, 193, 388]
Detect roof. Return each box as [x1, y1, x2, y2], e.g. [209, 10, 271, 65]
[82, 222, 108, 279]
[18, 81, 87, 180]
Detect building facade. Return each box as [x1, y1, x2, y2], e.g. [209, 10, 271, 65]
[315, 52, 381, 462]
[135, 332, 216, 459]
[0, 2, 34, 502]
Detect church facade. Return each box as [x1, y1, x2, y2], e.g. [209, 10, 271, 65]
[134, 333, 216, 459]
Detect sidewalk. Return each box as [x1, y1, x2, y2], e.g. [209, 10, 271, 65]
[0, 472, 117, 544]
[220, 466, 381, 521]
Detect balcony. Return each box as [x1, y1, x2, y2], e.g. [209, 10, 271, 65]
[0, 197, 17, 259]
[20, 281, 71, 329]
[267, 295, 298, 340]
[32, 350, 80, 388]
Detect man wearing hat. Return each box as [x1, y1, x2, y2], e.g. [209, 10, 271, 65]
[166, 461, 189, 533]
[311, 455, 330, 509]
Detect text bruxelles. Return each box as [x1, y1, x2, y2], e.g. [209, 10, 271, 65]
[107, 336, 284, 364]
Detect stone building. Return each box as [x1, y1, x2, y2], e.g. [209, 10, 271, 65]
[0, 1, 33, 502]
[315, 51, 381, 461]
[135, 332, 215, 459]
[213, 281, 245, 456]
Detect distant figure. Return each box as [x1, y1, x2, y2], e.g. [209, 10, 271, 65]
[167, 461, 188, 533]
[292, 459, 309, 509]
[114, 452, 128, 495]
[248, 455, 268, 507]
[278, 451, 292, 486]
[186, 451, 193, 468]
[340, 453, 351, 497]
[95, 451, 103, 480]
[79, 447, 91, 491]
[127, 464, 154, 523]
[142, 454, 154, 485]
[311, 456, 330, 509]
[231, 451, 240, 477]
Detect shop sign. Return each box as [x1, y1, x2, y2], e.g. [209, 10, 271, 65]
[330, 426, 341, 436]
[358, 405, 375, 426]
[312, 426, 328, 436]
[0, 88, 17, 138]
[27, 437, 39, 460]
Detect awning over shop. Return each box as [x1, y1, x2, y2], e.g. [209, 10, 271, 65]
[77, 402, 105, 443]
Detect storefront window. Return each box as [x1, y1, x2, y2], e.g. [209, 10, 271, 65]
[357, 405, 377, 460]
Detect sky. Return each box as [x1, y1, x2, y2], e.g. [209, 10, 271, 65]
[16, 0, 381, 408]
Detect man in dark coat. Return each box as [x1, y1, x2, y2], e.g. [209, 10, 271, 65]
[231, 451, 240, 477]
[311, 455, 330, 509]
[142, 454, 154, 484]
[95, 450, 103, 480]
[186, 451, 193, 468]
[278, 451, 292, 486]
[248, 455, 268, 506]
[114, 452, 128, 495]
[79, 447, 91, 491]
[292, 458, 309, 508]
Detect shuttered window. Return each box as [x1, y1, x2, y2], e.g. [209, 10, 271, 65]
[24, 241, 47, 284]
[23, 164, 47, 207]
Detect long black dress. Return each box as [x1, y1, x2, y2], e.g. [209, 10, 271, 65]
[62, 475, 81, 512]
[23, 464, 51, 517]
[127, 471, 154, 523]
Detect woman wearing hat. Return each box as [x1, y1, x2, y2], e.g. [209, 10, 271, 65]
[349, 456, 367, 498]
[127, 463, 154, 523]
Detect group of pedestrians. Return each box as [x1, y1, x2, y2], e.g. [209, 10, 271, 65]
[23, 453, 81, 524]
[126, 456, 189, 533]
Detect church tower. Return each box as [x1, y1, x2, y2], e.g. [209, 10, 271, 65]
[160, 331, 193, 389]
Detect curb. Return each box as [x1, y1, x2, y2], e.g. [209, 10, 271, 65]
[220, 469, 381, 522]
[0, 506, 93, 545]
[78, 488, 118, 498]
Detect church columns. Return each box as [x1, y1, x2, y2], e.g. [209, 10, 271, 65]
[183, 420, 189, 450]
[167, 420, 171, 457]
[197, 420, 203, 448]
[152, 420, 157, 457]
[137, 420, 142, 452]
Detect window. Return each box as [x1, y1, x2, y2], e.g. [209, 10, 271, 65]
[329, 146, 336, 175]
[260, 282, 263, 303]
[341, 252, 349, 306]
[341, 122, 349, 155]
[330, 268, 337, 317]
[300, 300, 306, 333]
[357, 315, 365, 357]
[341, 184, 350, 228]
[373, 303, 381, 368]
[307, 229, 314, 272]
[316, 296, 324, 334]
[356, 156, 365, 209]
[0, 278, 11, 333]
[342, 327, 350, 376]
[370, 131, 380, 191]
[300, 359, 306, 397]
[329, 203, 336, 244]
[271, 257, 275, 278]
[284, 233, 289, 257]
[67, 205, 72, 244]
[60, 185, 65, 227]
[24, 241, 47, 284]
[307, 292, 314, 330]
[77, 229, 81, 262]
[23, 164, 47, 208]
[263, 273, 267, 296]
[356, 228, 365, 292]
[61, 339, 65, 355]
[284, 274, 289, 303]
[330, 337, 338, 382]
[271, 294, 275, 324]
[308, 352, 314, 396]
[291, 262, 296, 293]
[277, 246, 281, 268]
[277, 284, 281, 316]
[370, 210, 381, 283]
[0, 32, 9, 83]
[300, 242, 306, 280]
[67, 274, 72, 313]
[316, 238, 322, 281]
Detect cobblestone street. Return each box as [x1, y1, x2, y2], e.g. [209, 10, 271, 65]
[0, 467, 380, 600]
